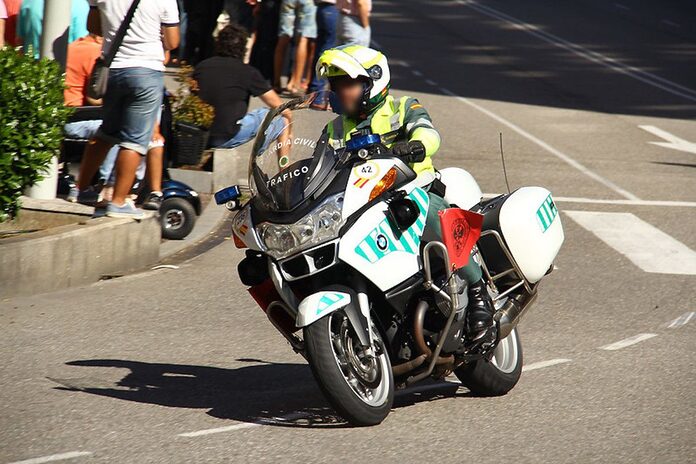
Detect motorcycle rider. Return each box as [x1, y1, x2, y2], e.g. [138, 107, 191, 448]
[315, 45, 496, 342]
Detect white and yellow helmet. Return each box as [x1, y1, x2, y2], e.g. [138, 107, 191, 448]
[316, 45, 391, 114]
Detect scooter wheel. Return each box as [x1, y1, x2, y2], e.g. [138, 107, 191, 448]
[160, 197, 196, 240]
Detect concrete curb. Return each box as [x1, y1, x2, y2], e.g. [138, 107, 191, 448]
[0, 213, 160, 298]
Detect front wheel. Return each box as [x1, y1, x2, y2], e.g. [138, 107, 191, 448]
[304, 311, 394, 426]
[455, 327, 523, 396]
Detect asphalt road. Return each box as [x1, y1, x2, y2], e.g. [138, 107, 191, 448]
[2, 1, 695, 462]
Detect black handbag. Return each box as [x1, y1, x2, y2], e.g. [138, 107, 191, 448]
[86, 0, 142, 100]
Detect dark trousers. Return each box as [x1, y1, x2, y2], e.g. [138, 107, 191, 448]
[307, 2, 338, 98]
[183, 0, 224, 65]
[249, 0, 281, 80]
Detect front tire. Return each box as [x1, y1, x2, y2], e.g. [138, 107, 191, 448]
[455, 327, 523, 396]
[304, 311, 394, 426]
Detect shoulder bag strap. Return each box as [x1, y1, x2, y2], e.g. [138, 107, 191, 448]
[103, 0, 142, 66]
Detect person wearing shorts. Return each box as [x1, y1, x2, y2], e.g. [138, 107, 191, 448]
[74, 0, 179, 219]
[273, 0, 317, 96]
[336, 0, 370, 47]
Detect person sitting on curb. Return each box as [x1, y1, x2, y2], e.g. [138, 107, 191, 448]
[194, 23, 286, 149]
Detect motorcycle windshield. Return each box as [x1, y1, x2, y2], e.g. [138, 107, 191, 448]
[249, 91, 340, 211]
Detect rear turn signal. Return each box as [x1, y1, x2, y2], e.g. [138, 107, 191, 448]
[369, 167, 397, 201]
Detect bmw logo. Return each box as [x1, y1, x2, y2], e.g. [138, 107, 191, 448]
[376, 234, 388, 250]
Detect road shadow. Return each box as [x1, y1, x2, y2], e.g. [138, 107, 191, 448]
[51, 359, 467, 429]
[374, 0, 696, 121]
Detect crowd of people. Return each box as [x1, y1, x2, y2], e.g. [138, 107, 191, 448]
[0, 0, 373, 219]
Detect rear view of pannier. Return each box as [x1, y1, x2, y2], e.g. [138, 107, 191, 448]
[478, 187, 564, 285]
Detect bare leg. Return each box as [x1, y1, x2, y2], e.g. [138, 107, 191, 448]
[273, 35, 291, 89]
[77, 138, 114, 190]
[111, 148, 141, 206]
[303, 39, 316, 87]
[288, 36, 308, 91]
[146, 145, 164, 193]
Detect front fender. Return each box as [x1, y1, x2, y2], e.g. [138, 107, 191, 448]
[296, 286, 371, 347]
[297, 291, 352, 327]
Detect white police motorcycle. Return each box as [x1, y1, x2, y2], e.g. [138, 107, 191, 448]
[216, 92, 564, 426]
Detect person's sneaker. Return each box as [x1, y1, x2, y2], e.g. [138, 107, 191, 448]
[106, 199, 145, 219]
[68, 187, 100, 205]
[142, 191, 163, 211]
[66, 185, 79, 203]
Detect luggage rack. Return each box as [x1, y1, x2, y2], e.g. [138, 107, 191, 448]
[477, 229, 537, 300]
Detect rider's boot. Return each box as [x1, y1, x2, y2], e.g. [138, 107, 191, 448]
[466, 278, 496, 341]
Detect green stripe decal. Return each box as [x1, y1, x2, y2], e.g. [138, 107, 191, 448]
[354, 187, 430, 263]
[536, 194, 558, 232]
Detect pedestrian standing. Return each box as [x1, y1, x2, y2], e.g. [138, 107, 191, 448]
[249, 0, 280, 80]
[272, 0, 317, 96]
[336, 0, 370, 47]
[16, 0, 90, 58]
[0, 0, 6, 48]
[307, 0, 337, 109]
[182, 0, 223, 65]
[2, 0, 20, 47]
[74, 0, 180, 219]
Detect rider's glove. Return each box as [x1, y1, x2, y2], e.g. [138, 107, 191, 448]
[392, 140, 426, 163]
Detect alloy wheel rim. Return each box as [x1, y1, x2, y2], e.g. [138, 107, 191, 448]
[329, 312, 391, 407]
[490, 327, 519, 374]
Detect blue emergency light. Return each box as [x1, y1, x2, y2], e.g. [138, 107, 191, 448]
[215, 185, 242, 205]
[346, 133, 381, 152]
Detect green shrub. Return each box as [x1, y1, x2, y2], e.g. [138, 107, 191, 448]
[171, 65, 215, 129]
[0, 47, 73, 222]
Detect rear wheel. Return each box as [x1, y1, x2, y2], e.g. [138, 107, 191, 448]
[455, 327, 522, 396]
[304, 311, 393, 426]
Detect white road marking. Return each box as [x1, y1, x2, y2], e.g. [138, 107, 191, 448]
[666, 311, 696, 329]
[639, 125, 696, 155]
[7, 452, 93, 464]
[178, 412, 311, 437]
[660, 19, 680, 28]
[424, 78, 438, 86]
[411, 69, 423, 77]
[565, 211, 696, 275]
[482, 193, 696, 208]
[522, 358, 572, 372]
[614, 3, 629, 11]
[600, 333, 658, 351]
[457, 0, 696, 102]
[437, 86, 640, 200]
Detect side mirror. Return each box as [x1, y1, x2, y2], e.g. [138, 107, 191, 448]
[387, 195, 419, 231]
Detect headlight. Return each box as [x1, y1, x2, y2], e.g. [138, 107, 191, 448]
[257, 194, 344, 259]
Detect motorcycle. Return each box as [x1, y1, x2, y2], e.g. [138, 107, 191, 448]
[215, 92, 564, 426]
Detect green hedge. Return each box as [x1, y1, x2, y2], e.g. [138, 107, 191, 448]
[0, 47, 73, 222]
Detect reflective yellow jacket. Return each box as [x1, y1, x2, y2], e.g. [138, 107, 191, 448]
[326, 95, 441, 174]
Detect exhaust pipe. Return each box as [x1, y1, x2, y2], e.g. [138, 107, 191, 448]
[413, 300, 454, 366]
[495, 291, 538, 339]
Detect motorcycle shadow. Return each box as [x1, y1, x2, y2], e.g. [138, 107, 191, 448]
[52, 358, 471, 429]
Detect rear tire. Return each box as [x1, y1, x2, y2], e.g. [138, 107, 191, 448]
[304, 311, 393, 426]
[455, 327, 523, 396]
